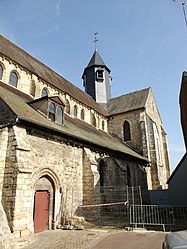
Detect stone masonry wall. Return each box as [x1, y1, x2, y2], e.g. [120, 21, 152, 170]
[0, 128, 12, 249]
[27, 128, 83, 222]
[145, 90, 170, 188]
[2, 123, 84, 240]
[108, 109, 143, 153]
[108, 96, 170, 190]
[2, 125, 33, 240]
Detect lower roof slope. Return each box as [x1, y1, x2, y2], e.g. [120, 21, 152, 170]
[0, 82, 148, 163]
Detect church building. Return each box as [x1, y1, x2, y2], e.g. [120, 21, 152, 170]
[0, 35, 170, 244]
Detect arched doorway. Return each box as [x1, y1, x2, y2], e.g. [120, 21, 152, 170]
[33, 176, 54, 233]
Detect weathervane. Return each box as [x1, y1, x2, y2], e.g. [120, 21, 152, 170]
[93, 32, 98, 51]
[173, 0, 187, 27]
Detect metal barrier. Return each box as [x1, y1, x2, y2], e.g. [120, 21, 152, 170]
[59, 185, 187, 230]
[130, 205, 175, 231]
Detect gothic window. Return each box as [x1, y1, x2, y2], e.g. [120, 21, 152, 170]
[74, 105, 77, 117]
[123, 120, 131, 141]
[41, 88, 48, 97]
[102, 120, 105, 130]
[9, 71, 18, 87]
[48, 102, 56, 121]
[65, 99, 70, 114]
[81, 109, 85, 120]
[0, 65, 3, 80]
[57, 106, 63, 125]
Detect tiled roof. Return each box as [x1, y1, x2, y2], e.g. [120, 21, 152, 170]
[107, 88, 150, 116]
[0, 82, 148, 163]
[0, 35, 107, 116]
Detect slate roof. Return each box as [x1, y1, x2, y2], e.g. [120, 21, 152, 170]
[82, 51, 111, 79]
[87, 51, 110, 71]
[0, 35, 107, 116]
[0, 81, 148, 163]
[107, 88, 151, 116]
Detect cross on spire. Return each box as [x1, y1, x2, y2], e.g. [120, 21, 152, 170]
[173, 0, 187, 27]
[93, 32, 98, 51]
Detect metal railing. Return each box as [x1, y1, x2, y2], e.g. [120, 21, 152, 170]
[130, 205, 187, 231]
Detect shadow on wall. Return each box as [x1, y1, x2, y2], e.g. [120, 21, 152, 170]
[74, 156, 149, 227]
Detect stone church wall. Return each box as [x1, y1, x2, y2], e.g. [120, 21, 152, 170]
[1, 123, 84, 239]
[108, 107, 169, 190]
[108, 109, 144, 153]
[0, 128, 12, 249]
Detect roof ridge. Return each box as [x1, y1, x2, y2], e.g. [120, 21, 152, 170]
[0, 35, 106, 116]
[110, 87, 151, 101]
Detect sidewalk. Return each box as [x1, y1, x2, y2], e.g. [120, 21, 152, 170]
[15, 229, 166, 249]
[15, 229, 109, 249]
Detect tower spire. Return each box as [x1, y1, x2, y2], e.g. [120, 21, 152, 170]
[93, 32, 98, 51]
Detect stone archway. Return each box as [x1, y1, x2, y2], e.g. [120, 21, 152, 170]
[34, 176, 54, 233]
[32, 168, 61, 233]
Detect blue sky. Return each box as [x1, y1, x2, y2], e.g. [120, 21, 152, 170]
[0, 0, 186, 171]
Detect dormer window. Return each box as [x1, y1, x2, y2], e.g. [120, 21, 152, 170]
[57, 106, 63, 125]
[29, 95, 65, 126]
[97, 69, 104, 80]
[49, 102, 55, 121]
[48, 101, 64, 124]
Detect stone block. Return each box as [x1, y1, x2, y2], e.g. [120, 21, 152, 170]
[12, 231, 21, 239]
[20, 229, 30, 238]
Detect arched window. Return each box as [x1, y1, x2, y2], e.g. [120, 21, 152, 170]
[65, 99, 70, 114]
[57, 106, 63, 125]
[30, 79, 36, 97]
[41, 88, 48, 97]
[74, 105, 77, 117]
[48, 103, 56, 121]
[123, 120, 131, 141]
[91, 113, 96, 127]
[0, 65, 3, 80]
[9, 71, 18, 87]
[81, 109, 84, 120]
[102, 120, 105, 130]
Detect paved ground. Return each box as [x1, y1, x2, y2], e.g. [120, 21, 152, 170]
[15, 229, 166, 249]
[91, 230, 166, 249]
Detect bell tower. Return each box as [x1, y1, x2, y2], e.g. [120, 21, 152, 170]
[82, 34, 112, 106]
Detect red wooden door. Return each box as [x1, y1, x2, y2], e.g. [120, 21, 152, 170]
[34, 191, 49, 233]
